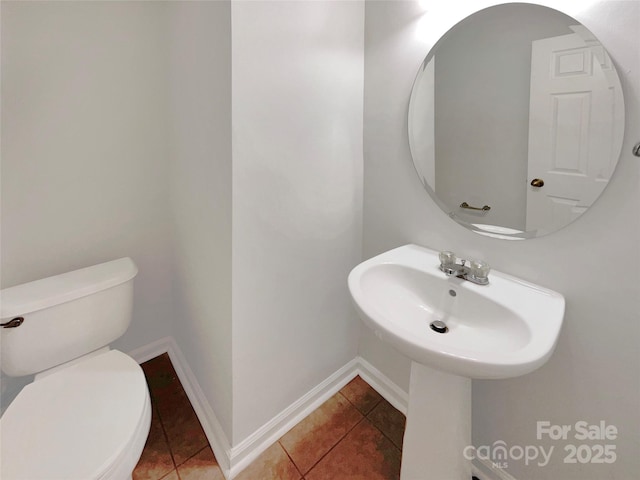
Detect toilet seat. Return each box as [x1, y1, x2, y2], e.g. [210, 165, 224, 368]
[0, 349, 151, 480]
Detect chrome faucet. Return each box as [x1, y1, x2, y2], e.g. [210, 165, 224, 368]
[439, 251, 490, 285]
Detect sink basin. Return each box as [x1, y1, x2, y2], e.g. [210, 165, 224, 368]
[348, 244, 564, 379]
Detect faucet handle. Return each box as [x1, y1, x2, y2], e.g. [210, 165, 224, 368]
[438, 251, 456, 266]
[470, 259, 490, 282]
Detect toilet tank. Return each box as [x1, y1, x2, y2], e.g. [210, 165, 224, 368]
[0, 258, 138, 377]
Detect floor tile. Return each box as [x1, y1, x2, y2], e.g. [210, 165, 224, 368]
[140, 352, 172, 376]
[141, 354, 209, 467]
[367, 398, 406, 450]
[133, 405, 175, 480]
[159, 471, 179, 480]
[141, 353, 181, 406]
[340, 375, 383, 414]
[177, 447, 225, 480]
[138, 354, 404, 480]
[157, 387, 210, 466]
[305, 418, 402, 480]
[279, 392, 363, 474]
[235, 442, 301, 480]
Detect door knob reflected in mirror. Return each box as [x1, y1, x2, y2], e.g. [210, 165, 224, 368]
[530, 178, 545, 188]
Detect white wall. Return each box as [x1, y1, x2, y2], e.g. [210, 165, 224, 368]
[167, 1, 233, 441]
[1, 1, 173, 405]
[1, 0, 365, 451]
[363, 1, 639, 478]
[231, 0, 364, 444]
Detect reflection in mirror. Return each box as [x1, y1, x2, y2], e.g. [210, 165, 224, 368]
[408, 3, 624, 239]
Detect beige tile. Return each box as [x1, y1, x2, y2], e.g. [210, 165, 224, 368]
[306, 419, 401, 480]
[159, 471, 179, 480]
[367, 398, 406, 450]
[340, 376, 383, 414]
[235, 442, 300, 480]
[133, 406, 175, 480]
[140, 355, 210, 470]
[158, 387, 210, 466]
[140, 356, 400, 480]
[177, 447, 225, 480]
[279, 393, 363, 474]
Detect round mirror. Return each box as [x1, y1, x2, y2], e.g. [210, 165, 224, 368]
[408, 3, 625, 240]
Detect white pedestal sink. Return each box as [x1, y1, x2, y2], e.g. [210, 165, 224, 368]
[348, 245, 565, 480]
[402, 362, 471, 479]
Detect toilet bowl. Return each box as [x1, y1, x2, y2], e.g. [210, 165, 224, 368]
[0, 258, 151, 480]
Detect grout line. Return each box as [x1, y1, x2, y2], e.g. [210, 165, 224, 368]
[137, 389, 181, 480]
[351, 375, 405, 452]
[142, 365, 180, 472]
[278, 440, 305, 478]
[372, 423, 403, 454]
[143, 356, 401, 479]
[144, 355, 211, 470]
[365, 402, 405, 452]
[276, 390, 366, 476]
[360, 396, 383, 416]
[159, 469, 180, 480]
[303, 387, 391, 475]
[300, 414, 368, 477]
[339, 375, 384, 415]
[337, 389, 382, 415]
[179, 444, 213, 469]
[155, 404, 179, 471]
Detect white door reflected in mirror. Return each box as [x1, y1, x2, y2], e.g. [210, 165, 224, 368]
[408, 4, 625, 239]
[526, 26, 624, 234]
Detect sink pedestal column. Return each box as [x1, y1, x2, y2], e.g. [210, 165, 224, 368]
[400, 362, 471, 480]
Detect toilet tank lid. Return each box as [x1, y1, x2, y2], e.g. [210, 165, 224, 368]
[0, 258, 138, 318]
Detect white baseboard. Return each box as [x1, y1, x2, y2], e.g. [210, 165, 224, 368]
[129, 338, 409, 480]
[128, 337, 174, 364]
[228, 355, 410, 478]
[228, 358, 360, 477]
[356, 356, 409, 415]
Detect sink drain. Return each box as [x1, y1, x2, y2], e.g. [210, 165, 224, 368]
[430, 320, 448, 334]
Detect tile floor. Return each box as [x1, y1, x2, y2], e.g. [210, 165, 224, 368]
[134, 353, 406, 480]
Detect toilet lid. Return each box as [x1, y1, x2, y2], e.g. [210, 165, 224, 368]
[0, 350, 149, 480]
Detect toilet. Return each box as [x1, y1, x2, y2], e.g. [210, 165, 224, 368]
[0, 258, 151, 480]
